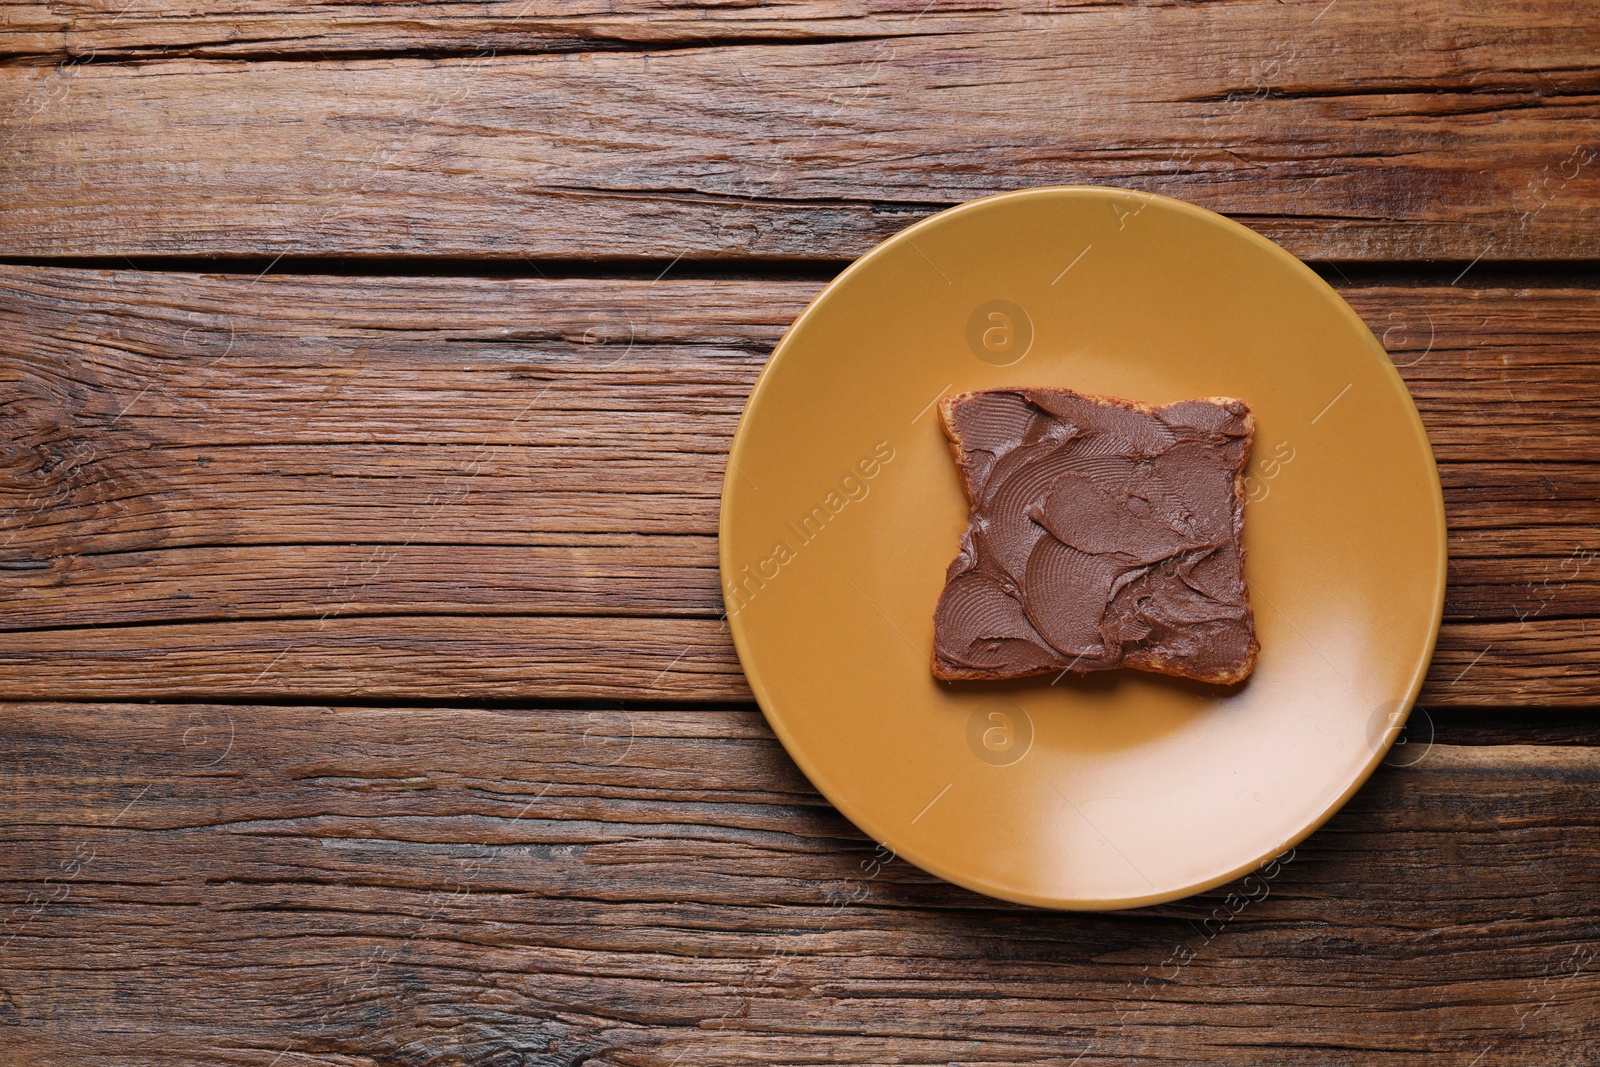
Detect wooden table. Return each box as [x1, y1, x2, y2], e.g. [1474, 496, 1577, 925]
[2, 2, 1598, 1062]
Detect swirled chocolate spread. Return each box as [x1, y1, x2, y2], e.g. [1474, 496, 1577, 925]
[932, 387, 1258, 685]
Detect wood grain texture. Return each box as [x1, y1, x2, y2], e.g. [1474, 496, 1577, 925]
[0, 615, 746, 702]
[1, 701, 1598, 1064]
[6, 0, 1593, 63]
[5, 0, 1063, 56]
[2, 266, 1596, 705]
[2, 0, 1598, 261]
[3, 1, 1596, 1054]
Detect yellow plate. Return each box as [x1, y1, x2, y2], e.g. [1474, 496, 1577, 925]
[719, 187, 1446, 910]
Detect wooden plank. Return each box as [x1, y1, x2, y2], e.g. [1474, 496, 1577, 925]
[0, 611, 1585, 705]
[2, 441, 1592, 557]
[0, 539, 726, 621]
[1, 270, 1593, 470]
[1, 701, 1598, 1062]
[2, 0, 1040, 57]
[5, 0, 1599, 69]
[2, 535, 1598, 632]
[1448, 544, 1600, 623]
[1421, 619, 1599, 707]
[2, 266, 1597, 705]
[0, 615, 746, 702]
[2, 0, 1598, 261]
